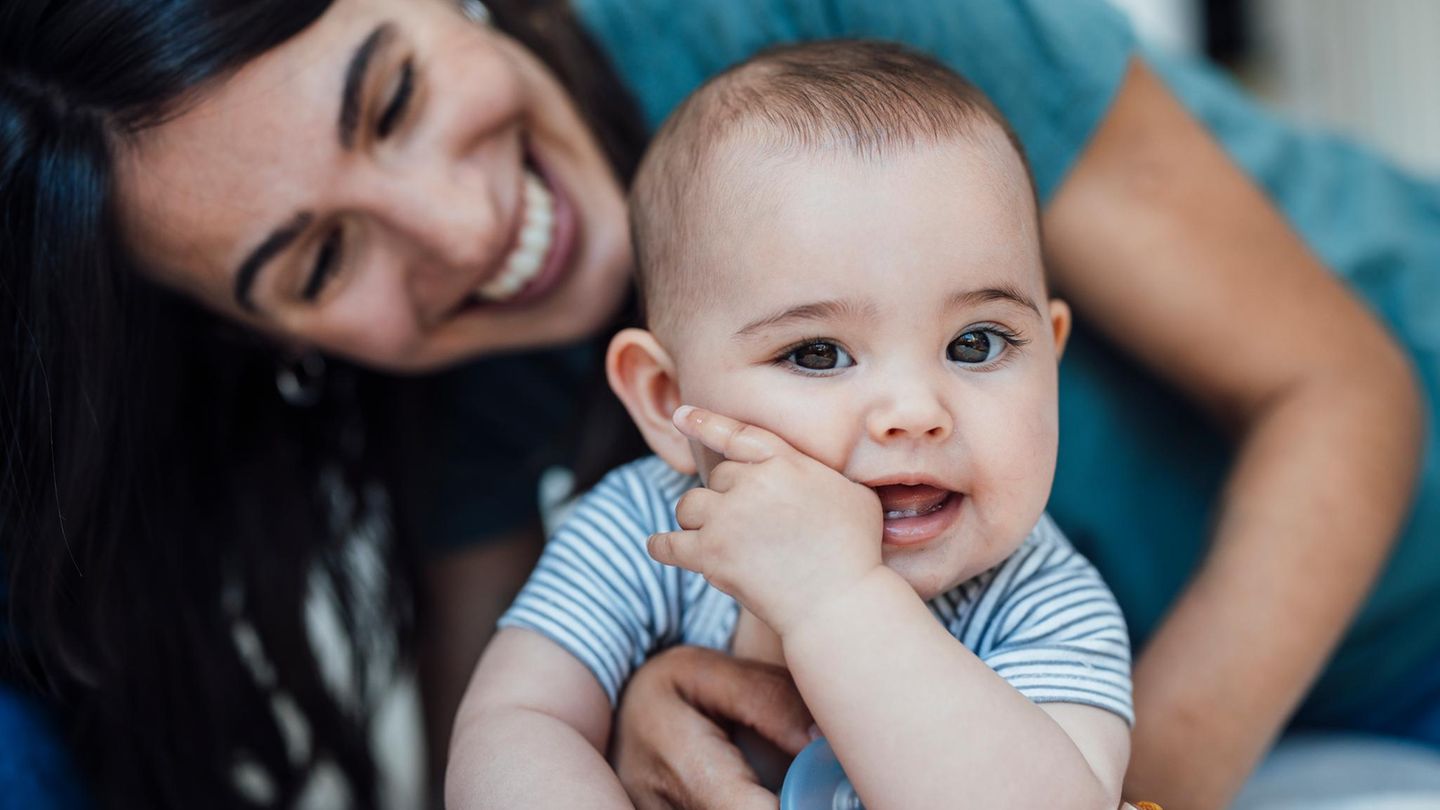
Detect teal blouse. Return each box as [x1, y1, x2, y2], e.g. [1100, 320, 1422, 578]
[574, 0, 1440, 725]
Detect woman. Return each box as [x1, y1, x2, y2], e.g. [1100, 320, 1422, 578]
[0, 0, 1431, 808]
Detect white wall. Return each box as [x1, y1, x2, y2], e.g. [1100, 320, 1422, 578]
[1253, 0, 1440, 176]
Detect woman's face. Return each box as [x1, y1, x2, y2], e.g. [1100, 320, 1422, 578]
[116, 0, 631, 372]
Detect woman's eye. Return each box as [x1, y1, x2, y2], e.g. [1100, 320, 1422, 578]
[375, 59, 414, 140]
[947, 330, 1006, 364]
[302, 228, 343, 302]
[784, 341, 854, 372]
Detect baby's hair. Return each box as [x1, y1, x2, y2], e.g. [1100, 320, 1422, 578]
[630, 40, 1037, 333]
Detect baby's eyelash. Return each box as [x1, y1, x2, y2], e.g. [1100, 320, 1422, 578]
[771, 336, 831, 363]
[977, 324, 1028, 347]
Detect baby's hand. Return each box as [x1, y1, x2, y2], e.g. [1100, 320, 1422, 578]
[648, 406, 883, 637]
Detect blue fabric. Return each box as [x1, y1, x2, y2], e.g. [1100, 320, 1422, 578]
[0, 687, 89, 810]
[573, 0, 1440, 729]
[0, 537, 89, 806]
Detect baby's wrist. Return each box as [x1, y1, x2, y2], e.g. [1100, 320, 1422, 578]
[776, 564, 909, 647]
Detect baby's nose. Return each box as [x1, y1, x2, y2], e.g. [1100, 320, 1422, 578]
[866, 387, 953, 443]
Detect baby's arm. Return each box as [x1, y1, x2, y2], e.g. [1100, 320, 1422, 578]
[653, 407, 1128, 808]
[782, 569, 1127, 808]
[445, 627, 629, 809]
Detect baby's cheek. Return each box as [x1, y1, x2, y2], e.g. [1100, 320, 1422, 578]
[970, 410, 1057, 529]
[728, 403, 854, 471]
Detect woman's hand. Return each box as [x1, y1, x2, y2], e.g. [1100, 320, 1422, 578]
[648, 406, 883, 638]
[611, 646, 814, 810]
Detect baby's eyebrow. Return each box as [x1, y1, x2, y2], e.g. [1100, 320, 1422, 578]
[948, 284, 1043, 317]
[733, 298, 877, 339]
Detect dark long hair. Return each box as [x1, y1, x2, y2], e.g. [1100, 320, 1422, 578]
[0, 1, 645, 807]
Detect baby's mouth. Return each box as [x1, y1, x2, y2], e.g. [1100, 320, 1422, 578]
[872, 484, 962, 546]
[875, 484, 952, 519]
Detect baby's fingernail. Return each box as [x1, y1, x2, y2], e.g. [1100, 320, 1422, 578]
[673, 405, 696, 425]
[807, 724, 822, 741]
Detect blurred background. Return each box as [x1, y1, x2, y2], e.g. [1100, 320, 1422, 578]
[1108, 0, 1440, 177]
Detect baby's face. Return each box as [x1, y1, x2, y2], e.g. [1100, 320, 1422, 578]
[667, 134, 1066, 599]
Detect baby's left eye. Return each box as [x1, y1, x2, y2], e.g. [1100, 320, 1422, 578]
[947, 330, 1008, 364]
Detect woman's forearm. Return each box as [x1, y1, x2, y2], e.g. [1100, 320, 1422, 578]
[1125, 355, 1424, 808]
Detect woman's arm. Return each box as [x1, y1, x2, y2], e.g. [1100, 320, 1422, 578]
[444, 628, 630, 809]
[1045, 58, 1425, 809]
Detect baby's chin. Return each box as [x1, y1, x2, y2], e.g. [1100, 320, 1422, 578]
[884, 535, 1026, 600]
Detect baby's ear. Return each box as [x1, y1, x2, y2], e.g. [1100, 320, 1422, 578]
[606, 328, 697, 474]
[1048, 298, 1073, 361]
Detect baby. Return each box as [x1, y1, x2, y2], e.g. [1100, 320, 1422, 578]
[449, 41, 1133, 808]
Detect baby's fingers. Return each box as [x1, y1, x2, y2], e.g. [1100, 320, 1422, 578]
[673, 406, 791, 464]
[675, 487, 719, 530]
[648, 529, 705, 573]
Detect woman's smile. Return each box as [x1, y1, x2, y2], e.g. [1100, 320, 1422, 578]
[456, 145, 580, 312]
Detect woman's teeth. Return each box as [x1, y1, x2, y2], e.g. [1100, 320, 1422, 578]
[478, 169, 554, 302]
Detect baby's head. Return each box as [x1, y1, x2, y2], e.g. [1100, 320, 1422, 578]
[609, 41, 1070, 598]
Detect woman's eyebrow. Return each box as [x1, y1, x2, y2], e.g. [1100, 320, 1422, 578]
[234, 212, 314, 311]
[338, 22, 396, 148]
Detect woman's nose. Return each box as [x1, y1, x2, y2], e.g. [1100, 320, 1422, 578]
[865, 382, 955, 444]
[356, 158, 513, 325]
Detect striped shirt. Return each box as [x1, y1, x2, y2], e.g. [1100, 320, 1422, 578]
[500, 456, 1134, 725]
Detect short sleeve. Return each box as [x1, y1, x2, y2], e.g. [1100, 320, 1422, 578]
[573, 0, 1138, 200]
[496, 458, 686, 704]
[399, 343, 596, 552]
[970, 517, 1134, 725]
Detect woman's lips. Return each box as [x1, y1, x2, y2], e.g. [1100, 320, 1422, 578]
[874, 484, 961, 546]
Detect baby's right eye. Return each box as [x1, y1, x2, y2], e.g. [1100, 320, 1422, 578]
[781, 340, 854, 373]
